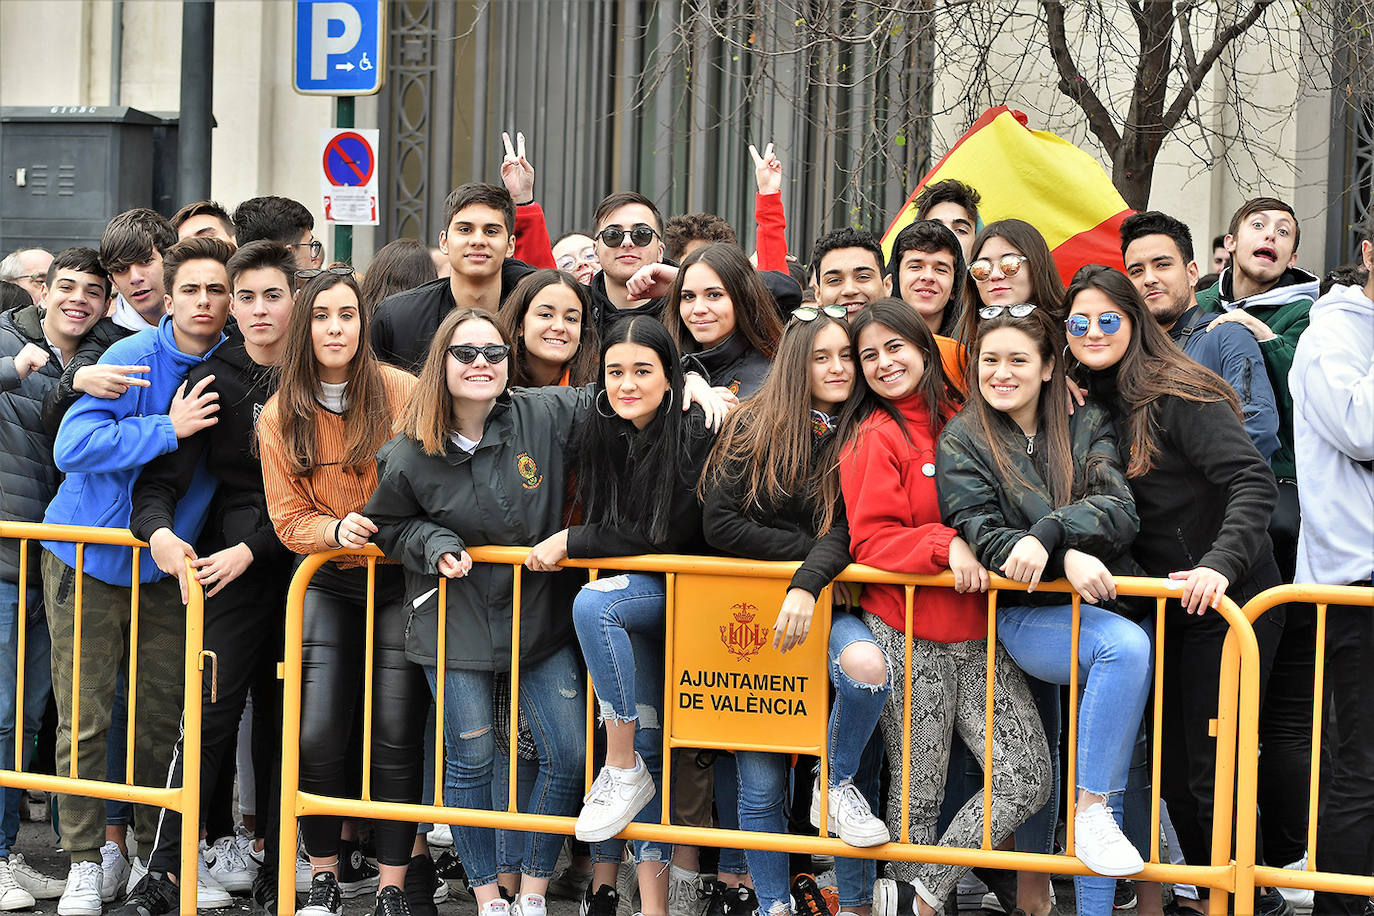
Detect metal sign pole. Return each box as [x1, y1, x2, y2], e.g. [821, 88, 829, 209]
[335, 96, 355, 266]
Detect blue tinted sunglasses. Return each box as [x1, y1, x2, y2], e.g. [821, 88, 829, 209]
[1065, 312, 1124, 337]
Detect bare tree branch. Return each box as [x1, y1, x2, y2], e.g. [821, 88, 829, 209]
[1042, 1, 1123, 153]
[1162, 1, 1276, 131]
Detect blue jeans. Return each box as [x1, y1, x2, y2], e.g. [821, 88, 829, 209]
[424, 644, 586, 886]
[573, 573, 669, 865]
[736, 613, 888, 915]
[0, 581, 50, 857]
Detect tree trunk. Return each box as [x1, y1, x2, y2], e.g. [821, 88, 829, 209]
[1112, 157, 1153, 211]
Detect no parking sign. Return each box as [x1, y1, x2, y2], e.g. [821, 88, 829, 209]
[320, 128, 379, 225]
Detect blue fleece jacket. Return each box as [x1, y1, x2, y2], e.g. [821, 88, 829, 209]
[43, 315, 225, 585]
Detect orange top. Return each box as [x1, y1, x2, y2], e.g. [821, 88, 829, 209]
[935, 334, 967, 395]
[259, 365, 417, 567]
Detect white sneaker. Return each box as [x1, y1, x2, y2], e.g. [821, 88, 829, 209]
[235, 826, 265, 871]
[57, 861, 103, 916]
[1279, 856, 1314, 912]
[99, 841, 130, 903]
[0, 857, 37, 912]
[206, 833, 255, 894]
[196, 850, 233, 909]
[9, 854, 65, 900]
[668, 864, 703, 916]
[125, 857, 147, 899]
[574, 755, 655, 843]
[514, 892, 548, 916]
[425, 824, 453, 848]
[1073, 802, 1145, 877]
[810, 778, 890, 847]
[481, 900, 511, 916]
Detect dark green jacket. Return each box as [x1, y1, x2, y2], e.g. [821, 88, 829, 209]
[1195, 266, 1319, 479]
[936, 401, 1141, 605]
[367, 384, 591, 671]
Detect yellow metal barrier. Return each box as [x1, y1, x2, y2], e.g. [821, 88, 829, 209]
[1230, 584, 1374, 907]
[277, 546, 1267, 916]
[0, 521, 205, 915]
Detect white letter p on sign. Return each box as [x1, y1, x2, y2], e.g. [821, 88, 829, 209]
[311, 2, 362, 79]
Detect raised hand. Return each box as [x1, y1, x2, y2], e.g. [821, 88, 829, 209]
[500, 130, 535, 204]
[748, 142, 783, 195]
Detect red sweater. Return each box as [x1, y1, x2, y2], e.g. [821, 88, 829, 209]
[754, 192, 788, 272]
[839, 394, 987, 642]
[512, 201, 556, 269]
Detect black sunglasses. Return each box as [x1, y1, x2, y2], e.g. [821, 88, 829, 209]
[596, 225, 659, 248]
[447, 344, 511, 364]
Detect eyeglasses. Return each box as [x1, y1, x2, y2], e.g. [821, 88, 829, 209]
[1065, 312, 1125, 337]
[556, 248, 598, 271]
[595, 225, 659, 248]
[978, 303, 1037, 320]
[447, 344, 511, 364]
[3, 272, 46, 285]
[295, 265, 354, 290]
[968, 253, 1029, 282]
[290, 239, 325, 258]
[791, 304, 848, 322]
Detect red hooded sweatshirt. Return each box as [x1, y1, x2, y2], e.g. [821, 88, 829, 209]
[839, 393, 987, 642]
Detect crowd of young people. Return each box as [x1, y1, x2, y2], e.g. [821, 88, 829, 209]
[0, 135, 1369, 916]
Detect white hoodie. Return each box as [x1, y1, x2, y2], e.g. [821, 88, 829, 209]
[1290, 283, 1374, 585]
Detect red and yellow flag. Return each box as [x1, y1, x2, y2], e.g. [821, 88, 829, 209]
[882, 106, 1133, 286]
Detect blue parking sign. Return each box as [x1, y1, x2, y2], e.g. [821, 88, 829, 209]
[294, 1, 386, 95]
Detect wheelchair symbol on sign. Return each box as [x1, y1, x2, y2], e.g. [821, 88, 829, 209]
[359, 53, 374, 71]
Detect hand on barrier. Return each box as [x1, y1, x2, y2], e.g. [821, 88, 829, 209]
[1170, 565, 1230, 614]
[193, 542, 254, 598]
[334, 512, 378, 549]
[1001, 534, 1049, 592]
[525, 529, 569, 572]
[73, 363, 152, 398]
[626, 262, 678, 302]
[500, 130, 535, 204]
[438, 550, 473, 578]
[169, 375, 219, 439]
[772, 587, 814, 652]
[13, 342, 49, 380]
[1063, 548, 1116, 603]
[948, 535, 990, 593]
[748, 141, 783, 196]
[149, 527, 197, 605]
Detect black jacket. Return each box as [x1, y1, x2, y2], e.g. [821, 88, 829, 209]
[41, 318, 135, 437]
[1084, 366, 1279, 602]
[702, 423, 849, 597]
[370, 261, 540, 372]
[937, 401, 1142, 609]
[0, 306, 69, 580]
[685, 332, 773, 399]
[566, 404, 716, 558]
[129, 331, 291, 568]
[366, 385, 591, 671]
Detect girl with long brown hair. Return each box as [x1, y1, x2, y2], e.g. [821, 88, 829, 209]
[1064, 265, 1282, 890]
[258, 272, 426, 916]
[700, 309, 890, 916]
[495, 269, 601, 387]
[936, 302, 1152, 903]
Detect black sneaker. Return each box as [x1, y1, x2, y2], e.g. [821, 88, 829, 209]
[376, 884, 413, 916]
[433, 848, 470, 893]
[701, 879, 729, 916]
[299, 871, 344, 916]
[580, 883, 622, 916]
[251, 864, 280, 916]
[403, 854, 440, 916]
[1257, 888, 1294, 916]
[339, 839, 380, 899]
[972, 868, 1017, 915]
[873, 878, 918, 916]
[110, 873, 179, 916]
[791, 874, 834, 916]
[723, 885, 760, 916]
[1113, 880, 1137, 910]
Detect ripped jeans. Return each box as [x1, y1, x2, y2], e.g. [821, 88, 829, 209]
[423, 644, 586, 887]
[572, 573, 669, 865]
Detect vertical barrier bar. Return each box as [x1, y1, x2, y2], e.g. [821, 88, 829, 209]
[585, 569, 599, 794]
[278, 553, 317, 916]
[14, 540, 27, 771]
[660, 571, 675, 827]
[508, 564, 522, 812]
[1065, 593, 1081, 857]
[435, 576, 448, 810]
[70, 544, 84, 779]
[982, 589, 997, 849]
[1304, 603, 1327, 867]
[362, 558, 376, 801]
[179, 559, 205, 915]
[898, 585, 914, 844]
[127, 549, 140, 781]
[1150, 597, 1166, 863]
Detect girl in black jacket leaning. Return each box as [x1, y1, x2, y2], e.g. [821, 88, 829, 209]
[1064, 266, 1282, 893]
[935, 304, 1151, 907]
[662, 243, 783, 399]
[700, 308, 890, 916]
[525, 317, 716, 916]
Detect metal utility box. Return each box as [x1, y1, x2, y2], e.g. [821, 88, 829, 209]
[0, 106, 179, 253]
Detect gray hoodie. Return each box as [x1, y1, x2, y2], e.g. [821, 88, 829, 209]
[1290, 283, 1374, 585]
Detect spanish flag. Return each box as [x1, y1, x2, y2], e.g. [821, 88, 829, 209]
[881, 106, 1133, 286]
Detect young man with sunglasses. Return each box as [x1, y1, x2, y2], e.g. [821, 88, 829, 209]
[1120, 211, 1278, 459]
[590, 191, 669, 336]
[372, 183, 540, 372]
